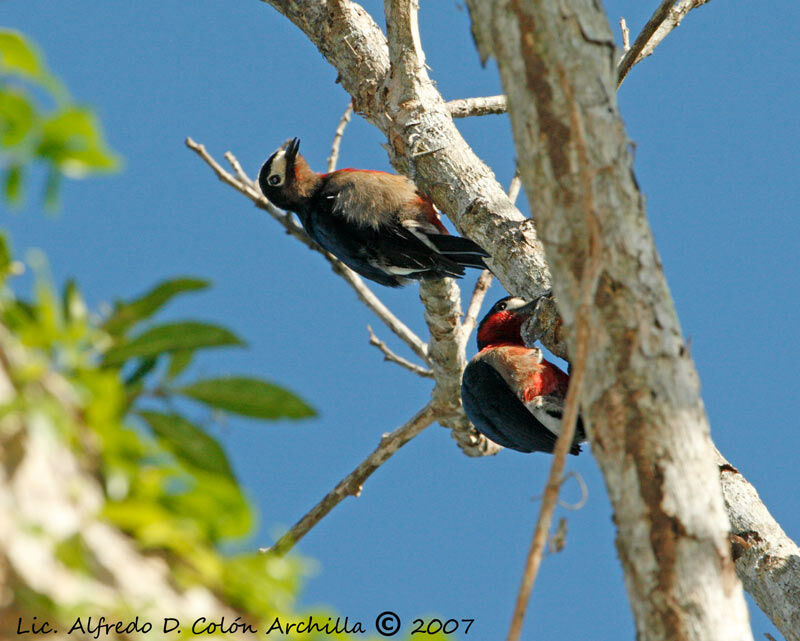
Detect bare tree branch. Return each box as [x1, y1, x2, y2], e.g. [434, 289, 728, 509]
[617, 0, 712, 87]
[420, 277, 501, 457]
[224, 150, 255, 186]
[367, 325, 433, 378]
[716, 449, 800, 640]
[327, 101, 354, 172]
[385, 0, 425, 84]
[461, 171, 521, 347]
[264, 403, 438, 555]
[617, 0, 676, 86]
[446, 95, 507, 118]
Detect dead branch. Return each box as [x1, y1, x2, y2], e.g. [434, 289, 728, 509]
[367, 325, 433, 378]
[264, 403, 438, 555]
[617, 0, 712, 87]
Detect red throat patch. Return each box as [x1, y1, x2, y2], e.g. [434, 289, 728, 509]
[477, 311, 525, 349]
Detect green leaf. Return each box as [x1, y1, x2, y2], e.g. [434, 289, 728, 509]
[166, 349, 193, 379]
[3, 164, 23, 205]
[37, 106, 119, 176]
[178, 377, 316, 420]
[0, 232, 12, 283]
[103, 277, 210, 335]
[138, 411, 235, 481]
[124, 357, 158, 387]
[0, 30, 42, 78]
[0, 88, 36, 146]
[102, 321, 244, 366]
[62, 278, 87, 323]
[54, 534, 95, 574]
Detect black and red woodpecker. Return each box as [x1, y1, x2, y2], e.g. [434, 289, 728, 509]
[461, 296, 586, 454]
[258, 138, 489, 287]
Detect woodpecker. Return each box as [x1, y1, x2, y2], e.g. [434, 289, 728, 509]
[258, 138, 489, 287]
[461, 295, 586, 454]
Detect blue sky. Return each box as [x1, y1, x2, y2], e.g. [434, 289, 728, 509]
[4, 1, 799, 638]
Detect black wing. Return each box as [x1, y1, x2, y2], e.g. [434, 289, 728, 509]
[300, 188, 480, 285]
[461, 360, 581, 455]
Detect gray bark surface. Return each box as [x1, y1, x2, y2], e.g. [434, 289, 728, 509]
[466, 2, 752, 640]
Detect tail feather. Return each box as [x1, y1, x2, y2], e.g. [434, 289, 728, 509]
[426, 233, 490, 258]
[444, 252, 488, 269]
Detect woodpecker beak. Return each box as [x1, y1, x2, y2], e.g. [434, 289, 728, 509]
[510, 290, 551, 317]
[512, 300, 540, 317]
[284, 137, 300, 164]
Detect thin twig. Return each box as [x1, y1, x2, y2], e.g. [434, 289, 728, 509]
[617, 0, 711, 87]
[367, 325, 433, 377]
[617, 0, 674, 86]
[507, 171, 522, 205]
[619, 18, 631, 53]
[558, 470, 589, 511]
[186, 138, 430, 364]
[637, 0, 711, 64]
[224, 151, 253, 187]
[186, 137, 296, 227]
[263, 403, 439, 554]
[332, 262, 430, 363]
[506, 69, 604, 641]
[620, 17, 631, 53]
[547, 518, 568, 555]
[327, 101, 354, 172]
[533, 470, 588, 511]
[460, 270, 493, 345]
[446, 95, 507, 118]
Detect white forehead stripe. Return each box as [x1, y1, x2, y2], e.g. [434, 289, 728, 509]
[504, 297, 529, 311]
[270, 149, 287, 178]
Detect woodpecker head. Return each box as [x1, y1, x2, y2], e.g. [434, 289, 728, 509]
[476, 294, 550, 350]
[258, 138, 317, 211]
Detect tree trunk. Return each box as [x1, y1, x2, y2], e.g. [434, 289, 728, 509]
[466, 1, 752, 640]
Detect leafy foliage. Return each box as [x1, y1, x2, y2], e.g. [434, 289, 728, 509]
[179, 376, 316, 420]
[0, 28, 366, 639]
[0, 238, 322, 628]
[0, 29, 118, 206]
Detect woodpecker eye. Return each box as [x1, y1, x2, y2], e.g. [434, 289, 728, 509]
[268, 175, 281, 186]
